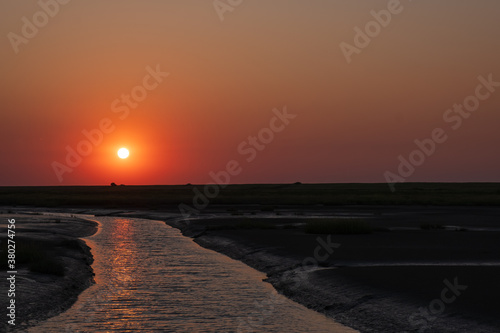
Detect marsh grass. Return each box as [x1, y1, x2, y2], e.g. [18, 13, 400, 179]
[305, 218, 372, 234]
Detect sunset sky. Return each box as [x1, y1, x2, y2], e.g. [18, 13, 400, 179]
[1, 0, 499, 186]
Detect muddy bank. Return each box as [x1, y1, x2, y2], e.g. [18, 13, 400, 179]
[163, 206, 500, 333]
[193, 233, 500, 332]
[0, 211, 97, 332]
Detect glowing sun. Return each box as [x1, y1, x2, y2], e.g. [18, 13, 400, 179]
[117, 148, 129, 159]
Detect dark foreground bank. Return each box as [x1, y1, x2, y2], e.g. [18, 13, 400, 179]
[0, 211, 97, 332]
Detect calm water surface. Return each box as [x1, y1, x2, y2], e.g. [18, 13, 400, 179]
[30, 217, 356, 332]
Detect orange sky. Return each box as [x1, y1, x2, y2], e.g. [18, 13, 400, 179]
[1, 0, 500, 186]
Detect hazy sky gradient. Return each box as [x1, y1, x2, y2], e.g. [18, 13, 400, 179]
[1, 0, 499, 185]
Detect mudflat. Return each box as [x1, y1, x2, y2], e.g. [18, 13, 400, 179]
[0, 211, 97, 332]
[164, 205, 500, 332]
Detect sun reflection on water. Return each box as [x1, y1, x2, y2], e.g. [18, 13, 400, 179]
[30, 217, 356, 333]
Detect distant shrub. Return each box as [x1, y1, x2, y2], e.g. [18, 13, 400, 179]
[305, 219, 372, 235]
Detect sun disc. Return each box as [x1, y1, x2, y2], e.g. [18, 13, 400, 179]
[118, 148, 129, 159]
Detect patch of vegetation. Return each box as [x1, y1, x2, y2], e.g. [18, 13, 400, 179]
[305, 219, 372, 235]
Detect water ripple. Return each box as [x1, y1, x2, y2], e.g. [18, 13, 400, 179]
[30, 217, 356, 333]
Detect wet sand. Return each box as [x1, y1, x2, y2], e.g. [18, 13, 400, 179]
[0, 211, 97, 332]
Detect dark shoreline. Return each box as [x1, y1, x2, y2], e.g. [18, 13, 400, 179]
[191, 231, 500, 333]
[0, 211, 98, 332]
